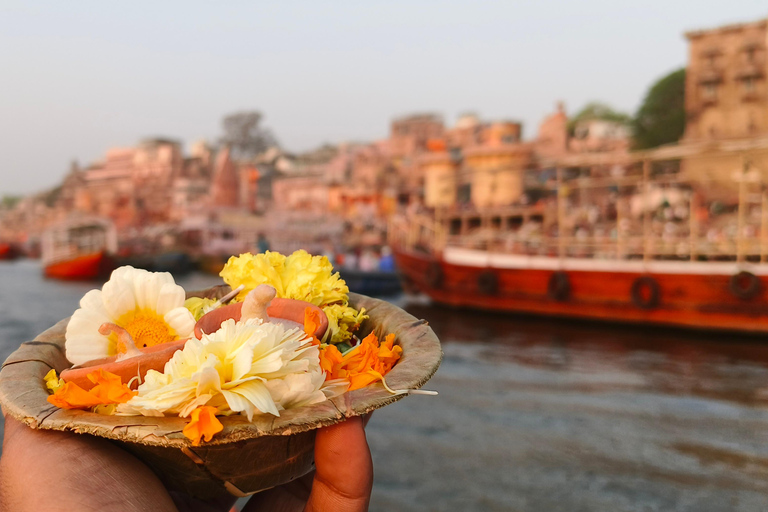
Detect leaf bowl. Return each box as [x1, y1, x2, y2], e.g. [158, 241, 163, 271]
[0, 288, 442, 499]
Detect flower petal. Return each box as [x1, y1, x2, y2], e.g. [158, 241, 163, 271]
[225, 379, 279, 419]
[101, 278, 136, 320]
[156, 283, 186, 315]
[164, 307, 195, 338]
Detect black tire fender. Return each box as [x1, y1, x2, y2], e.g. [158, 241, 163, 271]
[477, 270, 499, 295]
[547, 271, 571, 302]
[631, 276, 660, 310]
[729, 271, 761, 300]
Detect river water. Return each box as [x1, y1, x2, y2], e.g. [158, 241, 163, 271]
[2, 259, 768, 511]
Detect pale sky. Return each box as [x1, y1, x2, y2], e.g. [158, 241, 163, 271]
[1, 1, 766, 196]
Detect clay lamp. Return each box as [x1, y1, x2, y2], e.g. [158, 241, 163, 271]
[194, 284, 328, 340]
[60, 323, 187, 391]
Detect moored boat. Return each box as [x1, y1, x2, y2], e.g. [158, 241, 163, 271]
[394, 248, 768, 333]
[116, 251, 195, 276]
[0, 243, 19, 261]
[338, 269, 402, 297]
[391, 138, 768, 333]
[42, 217, 117, 280]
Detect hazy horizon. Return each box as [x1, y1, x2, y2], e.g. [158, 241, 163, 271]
[1, 1, 766, 197]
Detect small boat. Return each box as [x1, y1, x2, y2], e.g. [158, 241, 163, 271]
[116, 251, 195, 276]
[339, 269, 402, 297]
[196, 253, 230, 276]
[177, 220, 247, 276]
[0, 243, 19, 261]
[42, 217, 117, 280]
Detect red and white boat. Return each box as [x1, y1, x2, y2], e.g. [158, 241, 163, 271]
[392, 140, 768, 333]
[41, 217, 117, 280]
[394, 247, 768, 333]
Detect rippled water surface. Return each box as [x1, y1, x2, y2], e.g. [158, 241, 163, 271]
[3, 260, 768, 511]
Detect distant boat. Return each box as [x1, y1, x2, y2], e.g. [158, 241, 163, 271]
[0, 243, 19, 261]
[116, 251, 195, 276]
[196, 253, 230, 276]
[339, 269, 402, 297]
[41, 217, 117, 280]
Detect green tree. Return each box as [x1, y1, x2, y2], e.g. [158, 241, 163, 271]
[0, 195, 21, 209]
[632, 68, 686, 149]
[219, 111, 279, 159]
[567, 102, 631, 136]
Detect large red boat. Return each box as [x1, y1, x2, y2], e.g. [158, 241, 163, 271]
[41, 217, 117, 280]
[394, 248, 768, 333]
[392, 139, 768, 333]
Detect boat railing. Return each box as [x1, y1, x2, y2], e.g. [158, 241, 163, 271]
[442, 234, 768, 260]
[390, 142, 768, 264]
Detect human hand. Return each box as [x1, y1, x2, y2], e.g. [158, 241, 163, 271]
[0, 414, 373, 512]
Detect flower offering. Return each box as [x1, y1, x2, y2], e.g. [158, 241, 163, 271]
[46, 250, 411, 446]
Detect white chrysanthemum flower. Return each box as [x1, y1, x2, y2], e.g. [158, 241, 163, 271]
[118, 318, 332, 420]
[65, 266, 195, 365]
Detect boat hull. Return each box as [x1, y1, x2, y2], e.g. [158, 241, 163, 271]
[394, 249, 768, 334]
[44, 251, 115, 281]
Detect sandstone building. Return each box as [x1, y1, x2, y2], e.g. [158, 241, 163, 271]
[684, 18, 767, 141]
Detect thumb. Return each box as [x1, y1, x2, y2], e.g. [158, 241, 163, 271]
[305, 416, 373, 512]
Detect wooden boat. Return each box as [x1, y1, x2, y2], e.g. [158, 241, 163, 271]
[391, 139, 768, 333]
[41, 217, 117, 280]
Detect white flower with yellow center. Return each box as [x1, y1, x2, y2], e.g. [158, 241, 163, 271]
[65, 266, 195, 366]
[117, 318, 332, 420]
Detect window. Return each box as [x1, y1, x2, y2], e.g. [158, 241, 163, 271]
[743, 76, 756, 93]
[702, 83, 718, 102]
[501, 134, 518, 144]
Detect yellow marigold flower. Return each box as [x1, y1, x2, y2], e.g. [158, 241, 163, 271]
[323, 304, 369, 344]
[44, 369, 64, 393]
[220, 250, 365, 343]
[183, 406, 224, 446]
[281, 250, 348, 306]
[184, 297, 218, 321]
[220, 251, 286, 301]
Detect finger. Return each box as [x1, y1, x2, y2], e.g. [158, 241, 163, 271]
[304, 416, 373, 512]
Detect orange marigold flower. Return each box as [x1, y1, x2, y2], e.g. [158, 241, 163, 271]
[319, 343, 345, 378]
[303, 307, 322, 345]
[47, 369, 137, 410]
[183, 406, 224, 446]
[319, 332, 403, 391]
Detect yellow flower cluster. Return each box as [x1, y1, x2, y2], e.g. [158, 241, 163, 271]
[184, 297, 218, 321]
[220, 250, 368, 343]
[323, 304, 368, 344]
